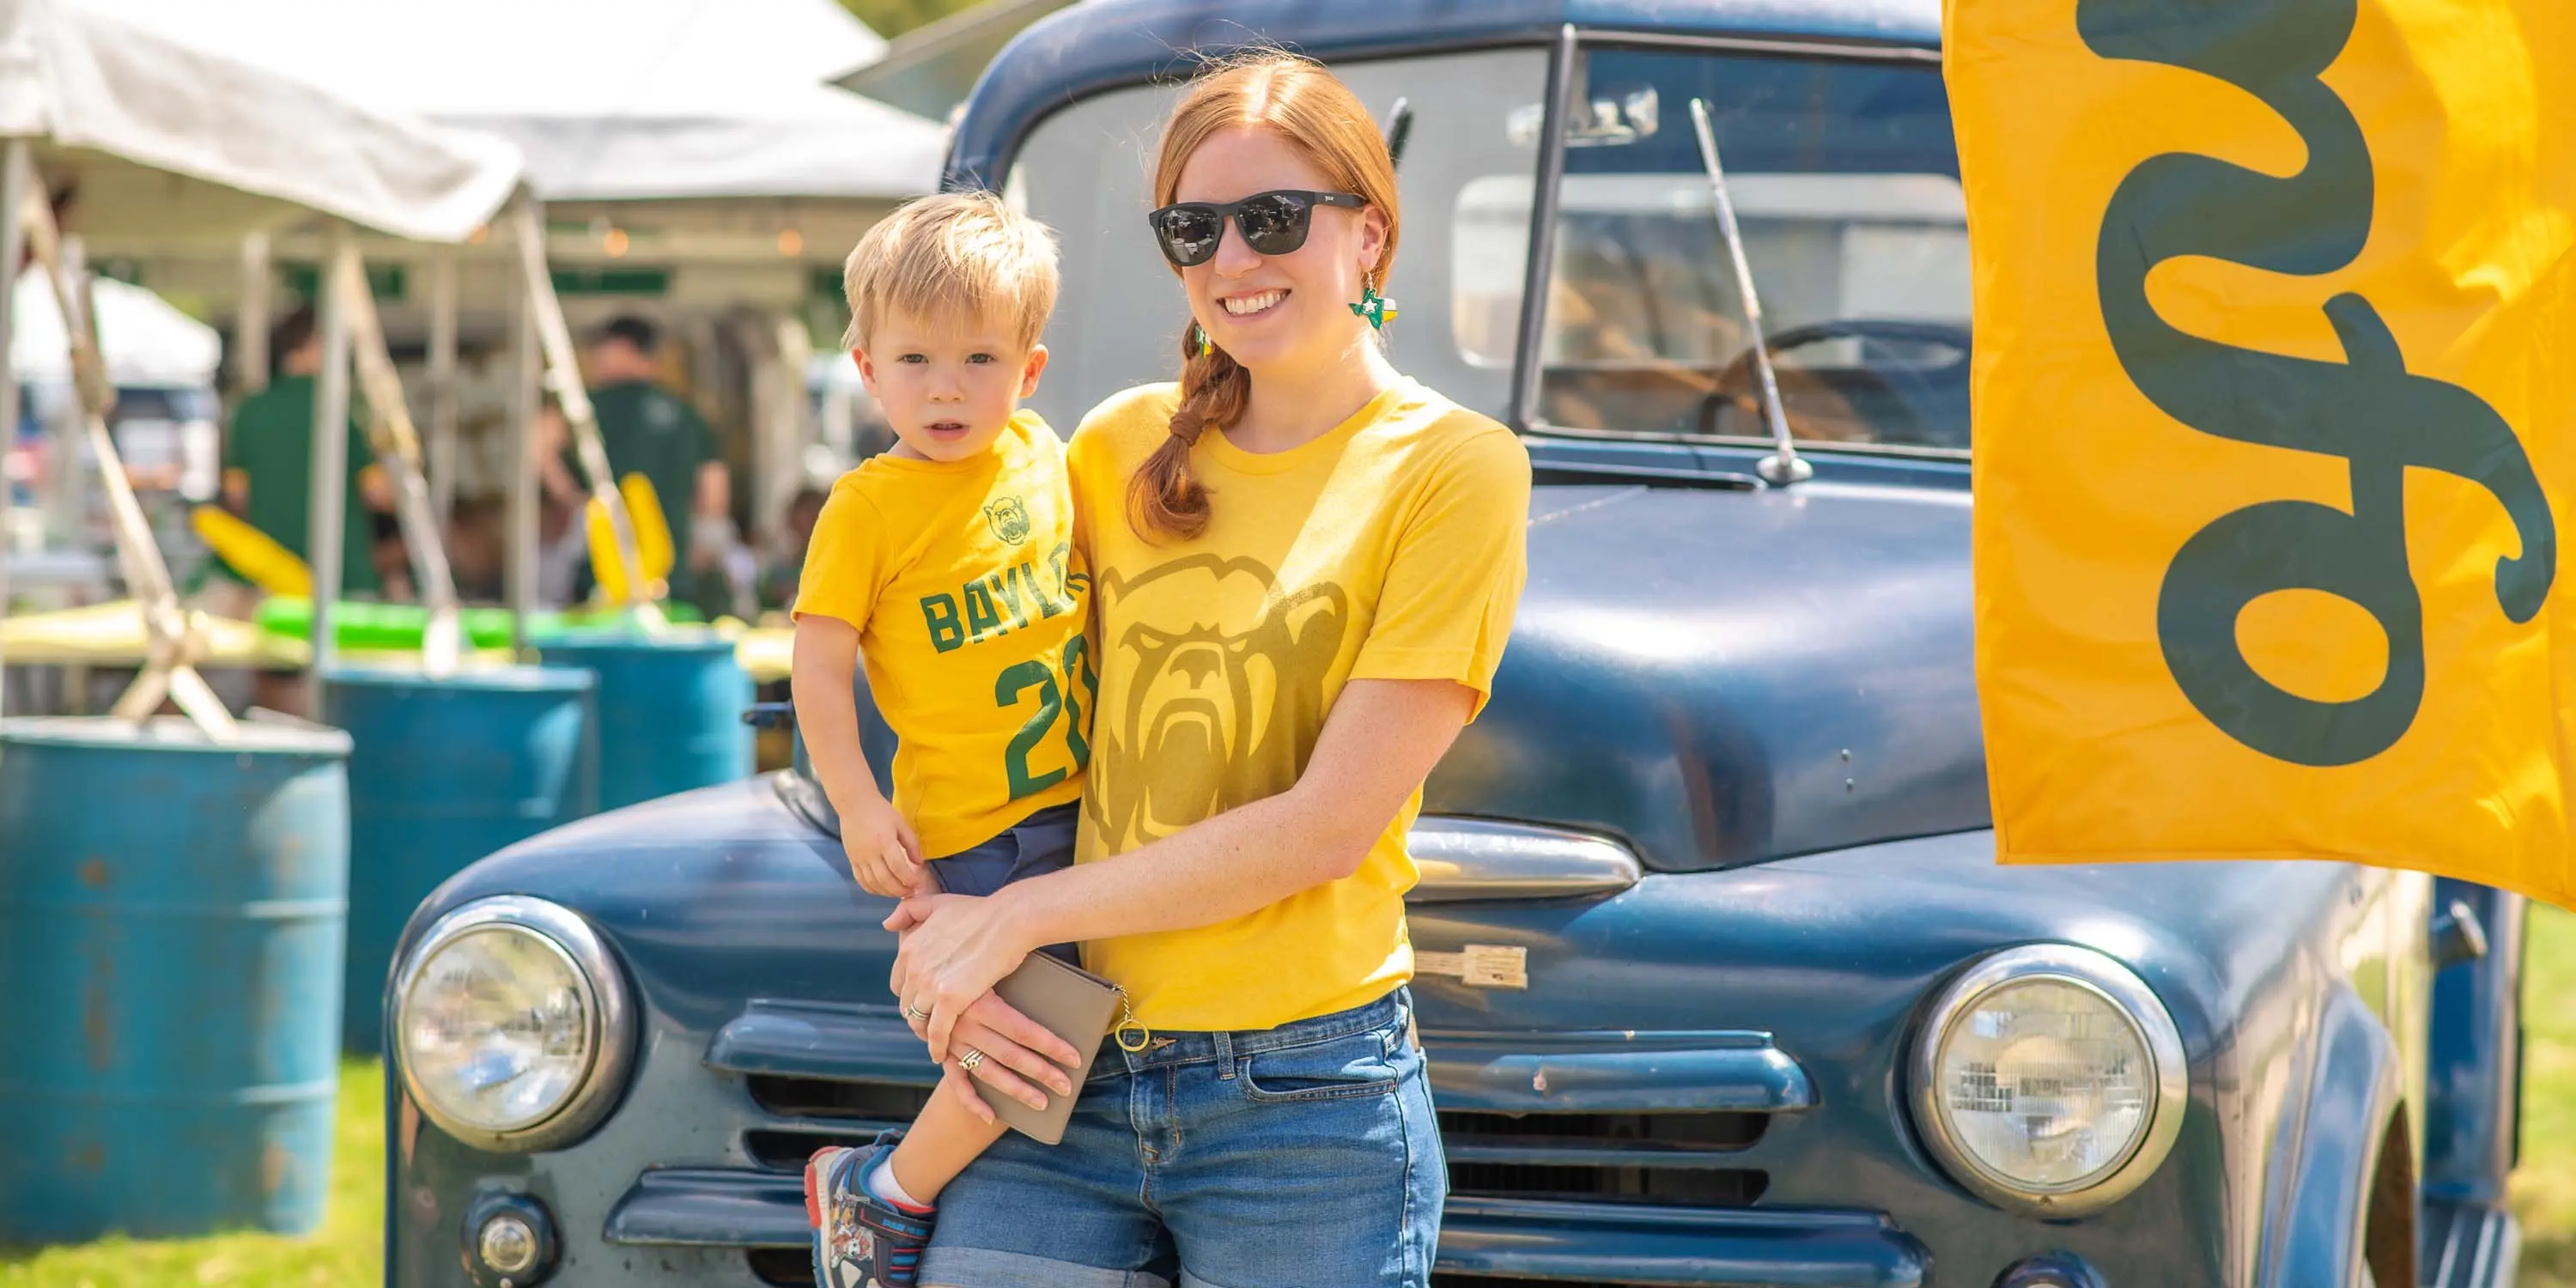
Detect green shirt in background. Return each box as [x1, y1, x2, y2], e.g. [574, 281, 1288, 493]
[583, 379, 718, 560]
[566, 379, 720, 611]
[217, 373, 381, 594]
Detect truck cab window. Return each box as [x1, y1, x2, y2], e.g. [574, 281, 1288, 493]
[1496, 47, 1970, 451]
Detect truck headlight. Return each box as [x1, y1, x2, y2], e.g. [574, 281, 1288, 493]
[393, 896, 635, 1151]
[1909, 944, 2185, 1216]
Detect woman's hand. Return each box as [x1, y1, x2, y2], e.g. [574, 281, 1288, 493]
[841, 793, 924, 898]
[934, 1061, 998, 1125]
[886, 892, 1040, 1062]
[909, 992, 1081, 1115]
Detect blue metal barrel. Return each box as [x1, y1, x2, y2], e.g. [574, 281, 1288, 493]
[322, 665, 598, 1055]
[536, 629, 752, 811]
[0, 716, 352, 1242]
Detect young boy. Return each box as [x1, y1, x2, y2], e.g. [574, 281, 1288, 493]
[792, 191, 1092, 1288]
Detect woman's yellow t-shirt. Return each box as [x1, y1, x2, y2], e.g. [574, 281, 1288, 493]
[793, 410, 1092, 858]
[1066, 380, 1531, 1031]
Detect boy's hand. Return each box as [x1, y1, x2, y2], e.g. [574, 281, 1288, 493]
[842, 794, 925, 897]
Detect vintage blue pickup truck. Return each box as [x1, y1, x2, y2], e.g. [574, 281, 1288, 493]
[381, 2, 2529, 1285]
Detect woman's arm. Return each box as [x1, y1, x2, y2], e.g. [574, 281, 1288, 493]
[1029, 676, 1473, 939]
[886, 676, 1474, 1057]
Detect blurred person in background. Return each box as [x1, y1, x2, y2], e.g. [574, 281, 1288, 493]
[202, 305, 393, 616]
[442, 495, 507, 603]
[534, 402, 590, 609]
[539, 315, 730, 611]
[758, 484, 829, 613]
[192, 305, 394, 714]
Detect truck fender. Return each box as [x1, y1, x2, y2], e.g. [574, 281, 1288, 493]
[2422, 878, 2526, 1204]
[2257, 981, 2404, 1288]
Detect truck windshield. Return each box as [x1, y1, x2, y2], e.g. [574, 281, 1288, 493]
[1460, 47, 1967, 451]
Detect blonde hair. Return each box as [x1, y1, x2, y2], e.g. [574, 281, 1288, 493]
[841, 191, 1060, 351]
[1130, 52, 1401, 542]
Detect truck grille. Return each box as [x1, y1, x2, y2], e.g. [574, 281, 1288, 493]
[1438, 1109, 1769, 1208]
[746, 1073, 933, 1123]
[737, 1081, 1777, 1285]
[1433, 1279, 1629, 1288]
[1439, 1109, 1767, 1151]
[742, 1074, 933, 1170]
[1449, 1160, 1766, 1206]
[758, 1254, 1719, 1286]
[748, 1249, 808, 1285]
[746, 1077, 1770, 1200]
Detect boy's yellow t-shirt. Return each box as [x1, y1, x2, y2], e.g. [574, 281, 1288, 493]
[1066, 379, 1532, 1032]
[793, 410, 1092, 858]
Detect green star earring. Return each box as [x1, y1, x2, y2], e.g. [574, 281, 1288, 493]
[1350, 275, 1398, 330]
[1194, 324, 1213, 357]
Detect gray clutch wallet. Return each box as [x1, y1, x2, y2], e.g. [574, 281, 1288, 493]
[982, 951, 1124, 1145]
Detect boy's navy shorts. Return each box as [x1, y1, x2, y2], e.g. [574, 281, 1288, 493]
[923, 800, 1080, 964]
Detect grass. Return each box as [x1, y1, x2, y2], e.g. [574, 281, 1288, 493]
[3, 915, 2574, 1285]
[2513, 902, 2576, 1285]
[0, 1060, 384, 1287]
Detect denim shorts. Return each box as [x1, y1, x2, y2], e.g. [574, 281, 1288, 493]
[917, 987, 1444, 1288]
[925, 802, 1078, 964]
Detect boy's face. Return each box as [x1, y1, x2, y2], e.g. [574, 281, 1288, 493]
[854, 307, 1048, 464]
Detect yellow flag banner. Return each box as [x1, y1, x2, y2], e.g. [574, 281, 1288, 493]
[1950, 0, 2573, 899]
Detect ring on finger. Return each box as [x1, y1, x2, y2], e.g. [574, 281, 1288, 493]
[902, 1001, 930, 1023]
[957, 1047, 986, 1072]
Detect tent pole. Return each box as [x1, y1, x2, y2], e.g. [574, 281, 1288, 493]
[507, 195, 656, 626]
[43, 235, 84, 553]
[305, 222, 354, 714]
[331, 231, 462, 677]
[19, 172, 230, 737]
[0, 139, 28, 724]
[505, 197, 539, 659]
[236, 232, 270, 395]
[426, 245, 458, 526]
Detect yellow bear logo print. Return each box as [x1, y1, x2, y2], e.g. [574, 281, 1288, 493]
[1084, 554, 1348, 849]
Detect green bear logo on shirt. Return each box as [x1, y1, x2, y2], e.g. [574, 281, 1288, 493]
[985, 495, 1032, 546]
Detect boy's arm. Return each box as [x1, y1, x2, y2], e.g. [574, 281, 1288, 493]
[791, 615, 924, 896]
[793, 614, 1084, 1113]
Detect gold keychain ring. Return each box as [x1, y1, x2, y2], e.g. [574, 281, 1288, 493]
[1111, 990, 1151, 1052]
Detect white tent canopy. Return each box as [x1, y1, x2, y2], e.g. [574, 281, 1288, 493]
[0, 0, 522, 244]
[11, 268, 217, 386]
[79, 0, 946, 203]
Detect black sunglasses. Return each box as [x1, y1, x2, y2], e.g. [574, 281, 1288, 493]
[1146, 190, 1368, 267]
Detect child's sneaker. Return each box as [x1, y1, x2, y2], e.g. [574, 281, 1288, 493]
[804, 1135, 933, 1288]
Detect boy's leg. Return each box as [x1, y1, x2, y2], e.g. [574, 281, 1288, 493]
[811, 805, 1079, 1285]
[805, 1135, 933, 1288]
[889, 1067, 1010, 1204]
[805, 1072, 1010, 1288]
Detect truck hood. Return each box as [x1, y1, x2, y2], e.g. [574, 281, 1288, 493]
[408, 775, 2346, 1060]
[1431, 480, 1986, 872]
[776, 476, 1986, 874]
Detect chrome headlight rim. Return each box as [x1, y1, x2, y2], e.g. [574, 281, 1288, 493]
[1908, 943, 2187, 1218]
[392, 895, 636, 1153]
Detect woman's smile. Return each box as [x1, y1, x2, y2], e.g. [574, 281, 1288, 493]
[1219, 288, 1289, 318]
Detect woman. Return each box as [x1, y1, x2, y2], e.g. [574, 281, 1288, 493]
[885, 52, 1531, 1288]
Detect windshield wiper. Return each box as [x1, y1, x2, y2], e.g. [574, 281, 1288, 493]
[1687, 97, 1811, 487]
[1530, 457, 1760, 490]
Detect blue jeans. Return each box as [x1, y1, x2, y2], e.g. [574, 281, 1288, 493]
[918, 988, 1444, 1288]
[927, 802, 1078, 965]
